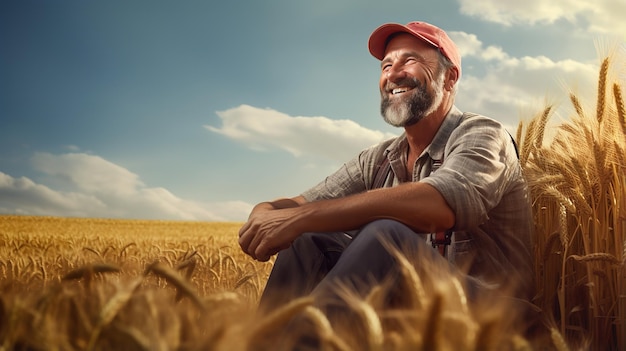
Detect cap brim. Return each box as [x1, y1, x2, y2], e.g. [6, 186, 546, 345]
[368, 23, 438, 60]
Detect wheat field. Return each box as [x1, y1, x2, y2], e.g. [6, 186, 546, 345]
[0, 216, 546, 350]
[1, 50, 625, 350]
[0, 217, 269, 297]
[0, 217, 276, 350]
[517, 48, 626, 351]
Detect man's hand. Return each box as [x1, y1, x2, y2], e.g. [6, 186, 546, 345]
[238, 183, 455, 261]
[238, 198, 304, 261]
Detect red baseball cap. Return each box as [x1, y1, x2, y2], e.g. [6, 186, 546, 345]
[368, 21, 461, 77]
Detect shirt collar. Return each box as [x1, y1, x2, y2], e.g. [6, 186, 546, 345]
[424, 105, 464, 161]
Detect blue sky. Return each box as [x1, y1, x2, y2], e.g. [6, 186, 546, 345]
[1, 0, 624, 221]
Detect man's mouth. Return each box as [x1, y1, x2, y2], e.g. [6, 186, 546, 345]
[391, 87, 411, 95]
[385, 78, 421, 98]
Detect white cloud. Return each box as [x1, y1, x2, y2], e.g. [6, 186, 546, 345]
[480, 46, 509, 62]
[450, 32, 510, 62]
[205, 104, 397, 162]
[449, 31, 599, 130]
[32, 152, 143, 196]
[0, 153, 252, 221]
[458, 0, 626, 35]
[448, 32, 484, 58]
[0, 172, 106, 216]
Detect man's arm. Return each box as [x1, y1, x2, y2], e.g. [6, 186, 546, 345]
[238, 183, 453, 261]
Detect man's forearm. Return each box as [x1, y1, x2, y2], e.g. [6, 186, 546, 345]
[238, 185, 454, 261]
[267, 196, 306, 209]
[292, 182, 455, 234]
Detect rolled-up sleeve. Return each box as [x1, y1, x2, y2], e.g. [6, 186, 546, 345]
[422, 117, 517, 230]
[301, 155, 366, 202]
[301, 139, 395, 202]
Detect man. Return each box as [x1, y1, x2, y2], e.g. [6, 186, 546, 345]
[239, 21, 534, 314]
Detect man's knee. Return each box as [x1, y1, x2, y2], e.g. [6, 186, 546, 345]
[290, 231, 317, 250]
[358, 219, 423, 245]
[362, 219, 410, 232]
[351, 219, 438, 265]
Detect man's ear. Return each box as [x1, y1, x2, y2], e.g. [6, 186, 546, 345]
[445, 67, 459, 91]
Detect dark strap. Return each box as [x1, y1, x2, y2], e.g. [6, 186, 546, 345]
[371, 155, 391, 189]
[429, 158, 451, 257]
[509, 132, 520, 159]
[431, 230, 452, 256]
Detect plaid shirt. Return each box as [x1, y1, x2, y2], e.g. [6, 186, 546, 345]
[301, 106, 535, 298]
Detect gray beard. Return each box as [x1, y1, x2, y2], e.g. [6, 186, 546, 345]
[380, 74, 445, 127]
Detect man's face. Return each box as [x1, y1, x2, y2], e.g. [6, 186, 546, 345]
[379, 34, 446, 127]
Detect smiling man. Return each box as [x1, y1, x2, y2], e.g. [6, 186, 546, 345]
[239, 21, 534, 326]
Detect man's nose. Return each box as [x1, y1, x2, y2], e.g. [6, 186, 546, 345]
[386, 64, 407, 82]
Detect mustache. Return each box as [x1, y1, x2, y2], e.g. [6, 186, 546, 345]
[384, 77, 422, 92]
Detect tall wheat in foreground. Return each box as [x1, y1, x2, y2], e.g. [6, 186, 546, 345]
[0, 217, 560, 350]
[517, 47, 626, 350]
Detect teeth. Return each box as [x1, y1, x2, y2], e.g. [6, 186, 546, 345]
[392, 88, 408, 95]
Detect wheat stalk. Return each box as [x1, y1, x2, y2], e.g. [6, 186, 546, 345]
[86, 277, 143, 351]
[592, 140, 607, 202]
[542, 232, 563, 264]
[520, 116, 538, 168]
[511, 333, 534, 351]
[570, 156, 593, 199]
[451, 277, 469, 316]
[614, 83, 626, 137]
[119, 242, 136, 259]
[568, 253, 621, 266]
[334, 283, 384, 350]
[570, 93, 585, 120]
[421, 293, 444, 351]
[244, 297, 313, 348]
[534, 105, 552, 148]
[233, 273, 254, 290]
[62, 263, 120, 281]
[203, 291, 240, 306]
[597, 57, 610, 124]
[382, 241, 427, 309]
[109, 324, 151, 351]
[301, 306, 352, 351]
[474, 318, 500, 350]
[175, 257, 197, 281]
[82, 247, 102, 259]
[365, 284, 386, 310]
[144, 261, 204, 309]
[550, 327, 570, 351]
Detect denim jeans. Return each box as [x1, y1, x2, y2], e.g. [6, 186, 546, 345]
[258, 219, 452, 312]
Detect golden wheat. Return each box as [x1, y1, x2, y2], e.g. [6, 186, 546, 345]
[518, 49, 625, 350]
[0, 210, 571, 350]
[87, 277, 143, 351]
[614, 83, 626, 136]
[243, 297, 313, 350]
